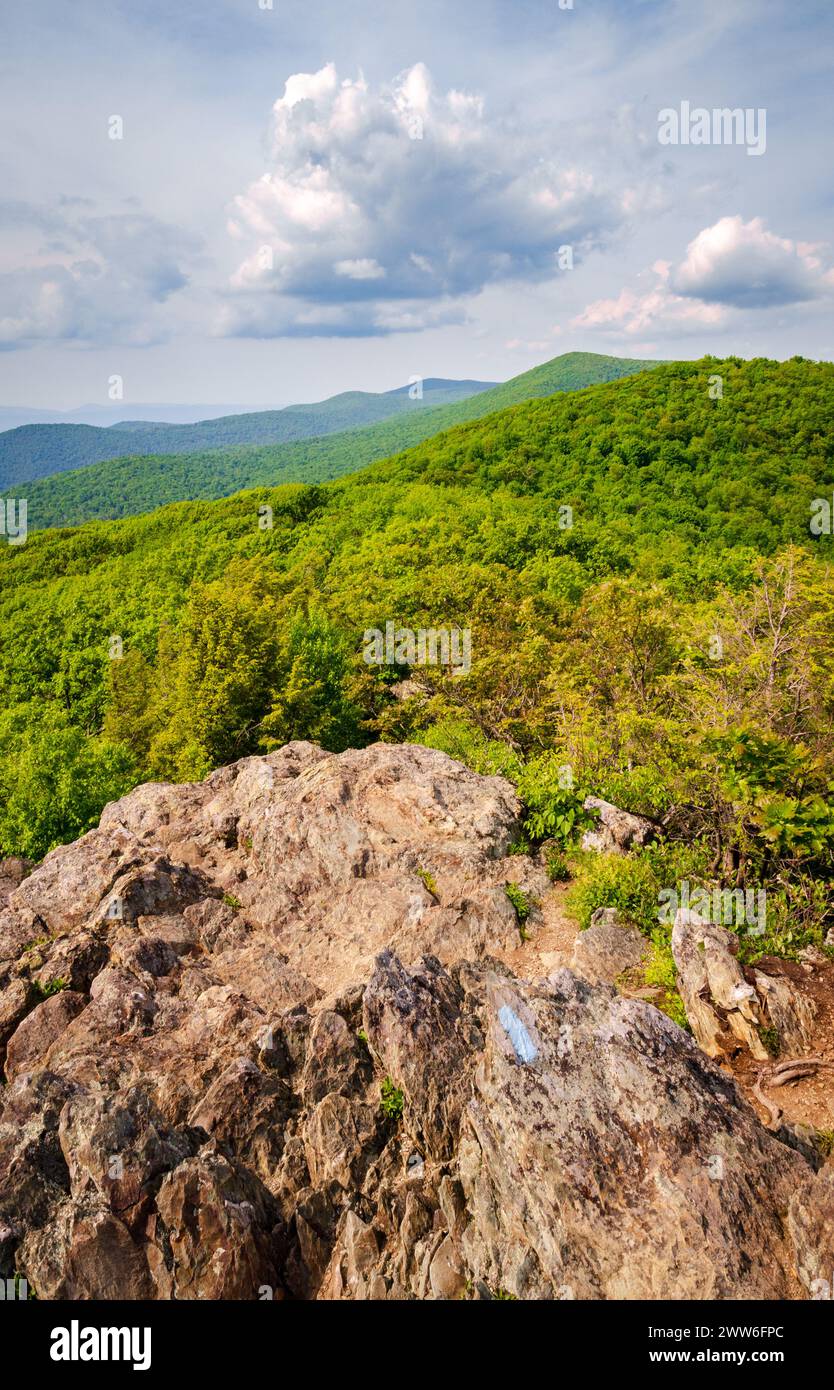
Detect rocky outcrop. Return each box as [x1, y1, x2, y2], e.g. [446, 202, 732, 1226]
[0, 742, 831, 1300]
[672, 909, 769, 1060]
[570, 908, 647, 985]
[672, 909, 820, 1064]
[581, 797, 657, 854]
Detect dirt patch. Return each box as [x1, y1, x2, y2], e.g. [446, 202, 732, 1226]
[499, 882, 578, 980]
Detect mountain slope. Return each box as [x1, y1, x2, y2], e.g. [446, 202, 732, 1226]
[0, 402, 284, 432]
[4, 352, 658, 528]
[0, 354, 832, 850]
[0, 377, 496, 489]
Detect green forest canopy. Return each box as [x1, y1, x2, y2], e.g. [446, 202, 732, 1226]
[2, 353, 834, 973]
[2, 352, 658, 529]
[0, 376, 498, 489]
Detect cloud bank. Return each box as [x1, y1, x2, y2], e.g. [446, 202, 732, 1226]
[218, 62, 620, 338]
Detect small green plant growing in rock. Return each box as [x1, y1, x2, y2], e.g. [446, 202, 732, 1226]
[23, 937, 48, 952]
[417, 866, 438, 898]
[380, 1076, 404, 1122]
[759, 1025, 780, 1057]
[356, 1028, 368, 1046]
[492, 1286, 517, 1300]
[505, 882, 534, 941]
[815, 1129, 834, 1158]
[545, 848, 570, 883]
[33, 977, 68, 1000]
[222, 893, 242, 910]
[508, 833, 531, 856]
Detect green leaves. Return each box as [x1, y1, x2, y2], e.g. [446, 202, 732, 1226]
[379, 1077, 404, 1122]
[708, 727, 834, 869]
[0, 706, 138, 860]
[1, 355, 834, 871]
[516, 753, 590, 846]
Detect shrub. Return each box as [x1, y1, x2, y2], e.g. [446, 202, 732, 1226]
[417, 866, 438, 897]
[545, 847, 571, 882]
[568, 840, 711, 937]
[815, 1129, 834, 1159]
[504, 881, 537, 941]
[643, 933, 689, 1031]
[516, 752, 590, 846]
[380, 1077, 404, 1122]
[414, 718, 521, 780]
[736, 876, 831, 964]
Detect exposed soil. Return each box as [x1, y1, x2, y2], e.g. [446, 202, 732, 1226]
[498, 881, 577, 980]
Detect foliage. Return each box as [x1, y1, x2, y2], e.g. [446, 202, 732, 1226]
[0, 708, 138, 860]
[643, 934, 690, 1031]
[380, 1077, 404, 1122]
[758, 1025, 781, 1057]
[0, 379, 497, 491]
[816, 1130, 834, 1158]
[505, 882, 535, 939]
[417, 867, 438, 897]
[517, 753, 590, 844]
[568, 841, 711, 938]
[545, 847, 571, 882]
[2, 353, 656, 526]
[735, 876, 831, 964]
[32, 978, 69, 1000]
[1, 354, 834, 904]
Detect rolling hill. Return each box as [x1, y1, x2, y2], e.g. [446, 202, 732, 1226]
[0, 378, 496, 490]
[3, 352, 658, 529]
[3, 353, 828, 828]
[0, 402, 282, 432]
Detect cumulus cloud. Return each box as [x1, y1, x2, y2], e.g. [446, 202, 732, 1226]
[0, 202, 201, 349]
[572, 215, 834, 338]
[572, 271, 725, 338]
[672, 215, 833, 308]
[219, 62, 621, 338]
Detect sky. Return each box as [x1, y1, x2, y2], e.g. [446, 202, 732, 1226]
[0, 0, 832, 409]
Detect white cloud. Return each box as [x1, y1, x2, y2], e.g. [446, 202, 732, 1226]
[0, 203, 201, 349]
[334, 258, 386, 280]
[572, 215, 834, 338]
[573, 279, 725, 338]
[672, 215, 833, 308]
[219, 62, 623, 338]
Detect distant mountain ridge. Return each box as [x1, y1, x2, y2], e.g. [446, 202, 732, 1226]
[0, 403, 281, 432]
[3, 353, 660, 529]
[0, 378, 497, 489]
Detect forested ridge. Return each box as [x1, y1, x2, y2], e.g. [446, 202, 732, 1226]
[2, 353, 834, 999]
[2, 351, 657, 528]
[0, 376, 496, 490]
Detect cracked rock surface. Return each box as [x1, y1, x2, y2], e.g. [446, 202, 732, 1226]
[0, 741, 830, 1299]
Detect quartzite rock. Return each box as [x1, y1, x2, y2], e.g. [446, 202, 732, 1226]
[0, 741, 831, 1301]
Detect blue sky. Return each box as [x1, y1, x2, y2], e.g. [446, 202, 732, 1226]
[1, 0, 832, 407]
